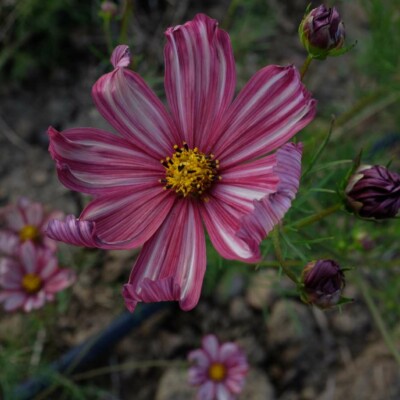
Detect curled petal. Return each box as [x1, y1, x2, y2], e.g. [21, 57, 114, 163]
[237, 143, 303, 250]
[111, 45, 131, 68]
[46, 216, 99, 248]
[123, 201, 206, 312]
[213, 65, 315, 166]
[164, 13, 236, 149]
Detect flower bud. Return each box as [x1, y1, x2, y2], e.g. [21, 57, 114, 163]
[100, 1, 118, 18]
[345, 165, 400, 219]
[300, 259, 345, 308]
[299, 5, 345, 59]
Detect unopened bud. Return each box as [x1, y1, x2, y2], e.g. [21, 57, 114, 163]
[345, 165, 400, 219]
[100, 1, 118, 17]
[300, 259, 345, 309]
[299, 5, 346, 59]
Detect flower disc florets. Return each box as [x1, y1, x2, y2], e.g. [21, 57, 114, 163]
[161, 143, 220, 198]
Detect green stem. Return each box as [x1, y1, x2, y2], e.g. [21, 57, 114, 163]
[288, 203, 342, 231]
[119, 0, 133, 44]
[271, 227, 298, 283]
[300, 55, 313, 80]
[222, 0, 240, 30]
[73, 360, 188, 381]
[103, 16, 113, 55]
[257, 260, 303, 268]
[302, 116, 335, 178]
[355, 271, 400, 366]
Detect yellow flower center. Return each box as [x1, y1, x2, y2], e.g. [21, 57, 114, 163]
[22, 273, 42, 294]
[208, 362, 227, 382]
[160, 143, 220, 198]
[19, 225, 40, 242]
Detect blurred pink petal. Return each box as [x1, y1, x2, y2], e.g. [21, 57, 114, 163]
[188, 334, 249, 400]
[0, 198, 61, 255]
[0, 242, 75, 313]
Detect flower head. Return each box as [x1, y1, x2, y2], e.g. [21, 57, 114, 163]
[47, 14, 316, 312]
[300, 259, 345, 309]
[345, 164, 400, 219]
[0, 241, 76, 312]
[0, 198, 63, 256]
[188, 334, 249, 400]
[299, 5, 346, 59]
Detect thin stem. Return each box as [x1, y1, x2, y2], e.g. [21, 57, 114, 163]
[302, 116, 335, 178]
[222, 0, 241, 30]
[271, 227, 298, 283]
[355, 271, 400, 366]
[300, 55, 313, 80]
[103, 16, 113, 55]
[288, 204, 342, 231]
[257, 260, 303, 268]
[119, 0, 133, 45]
[73, 360, 188, 381]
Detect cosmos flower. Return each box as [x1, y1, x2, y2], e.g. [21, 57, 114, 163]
[46, 14, 316, 312]
[0, 241, 76, 312]
[0, 197, 62, 256]
[188, 334, 249, 400]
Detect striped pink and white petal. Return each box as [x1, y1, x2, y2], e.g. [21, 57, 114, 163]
[19, 199, 44, 227]
[198, 381, 216, 400]
[202, 143, 302, 259]
[123, 200, 206, 312]
[44, 269, 76, 293]
[199, 197, 261, 263]
[92, 48, 179, 158]
[164, 13, 236, 150]
[0, 292, 27, 312]
[237, 143, 303, 250]
[0, 231, 19, 256]
[20, 241, 37, 274]
[212, 65, 315, 167]
[47, 186, 175, 249]
[48, 127, 163, 196]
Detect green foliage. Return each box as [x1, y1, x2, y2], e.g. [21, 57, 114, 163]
[0, 0, 96, 82]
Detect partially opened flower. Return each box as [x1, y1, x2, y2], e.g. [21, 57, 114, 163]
[47, 14, 316, 312]
[0, 241, 76, 312]
[188, 334, 248, 400]
[0, 198, 63, 256]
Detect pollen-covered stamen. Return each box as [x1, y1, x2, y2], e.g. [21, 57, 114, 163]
[22, 273, 42, 294]
[19, 225, 40, 242]
[160, 143, 220, 197]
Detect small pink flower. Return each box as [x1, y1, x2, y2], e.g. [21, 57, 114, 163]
[0, 198, 63, 256]
[188, 334, 249, 400]
[46, 14, 316, 312]
[0, 241, 76, 312]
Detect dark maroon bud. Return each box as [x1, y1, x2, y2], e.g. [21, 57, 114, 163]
[299, 5, 346, 59]
[345, 165, 400, 220]
[301, 259, 345, 309]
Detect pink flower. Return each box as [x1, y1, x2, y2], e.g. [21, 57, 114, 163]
[0, 241, 76, 312]
[0, 198, 62, 256]
[188, 334, 249, 400]
[46, 14, 316, 312]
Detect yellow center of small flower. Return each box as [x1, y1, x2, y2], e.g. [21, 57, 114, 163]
[160, 143, 220, 198]
[208, 362, 227, 382]
[19, 225, 40, 242]
[21, 274, 42, 294]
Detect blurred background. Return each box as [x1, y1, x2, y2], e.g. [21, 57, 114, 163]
[0, 0, 400, 399]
